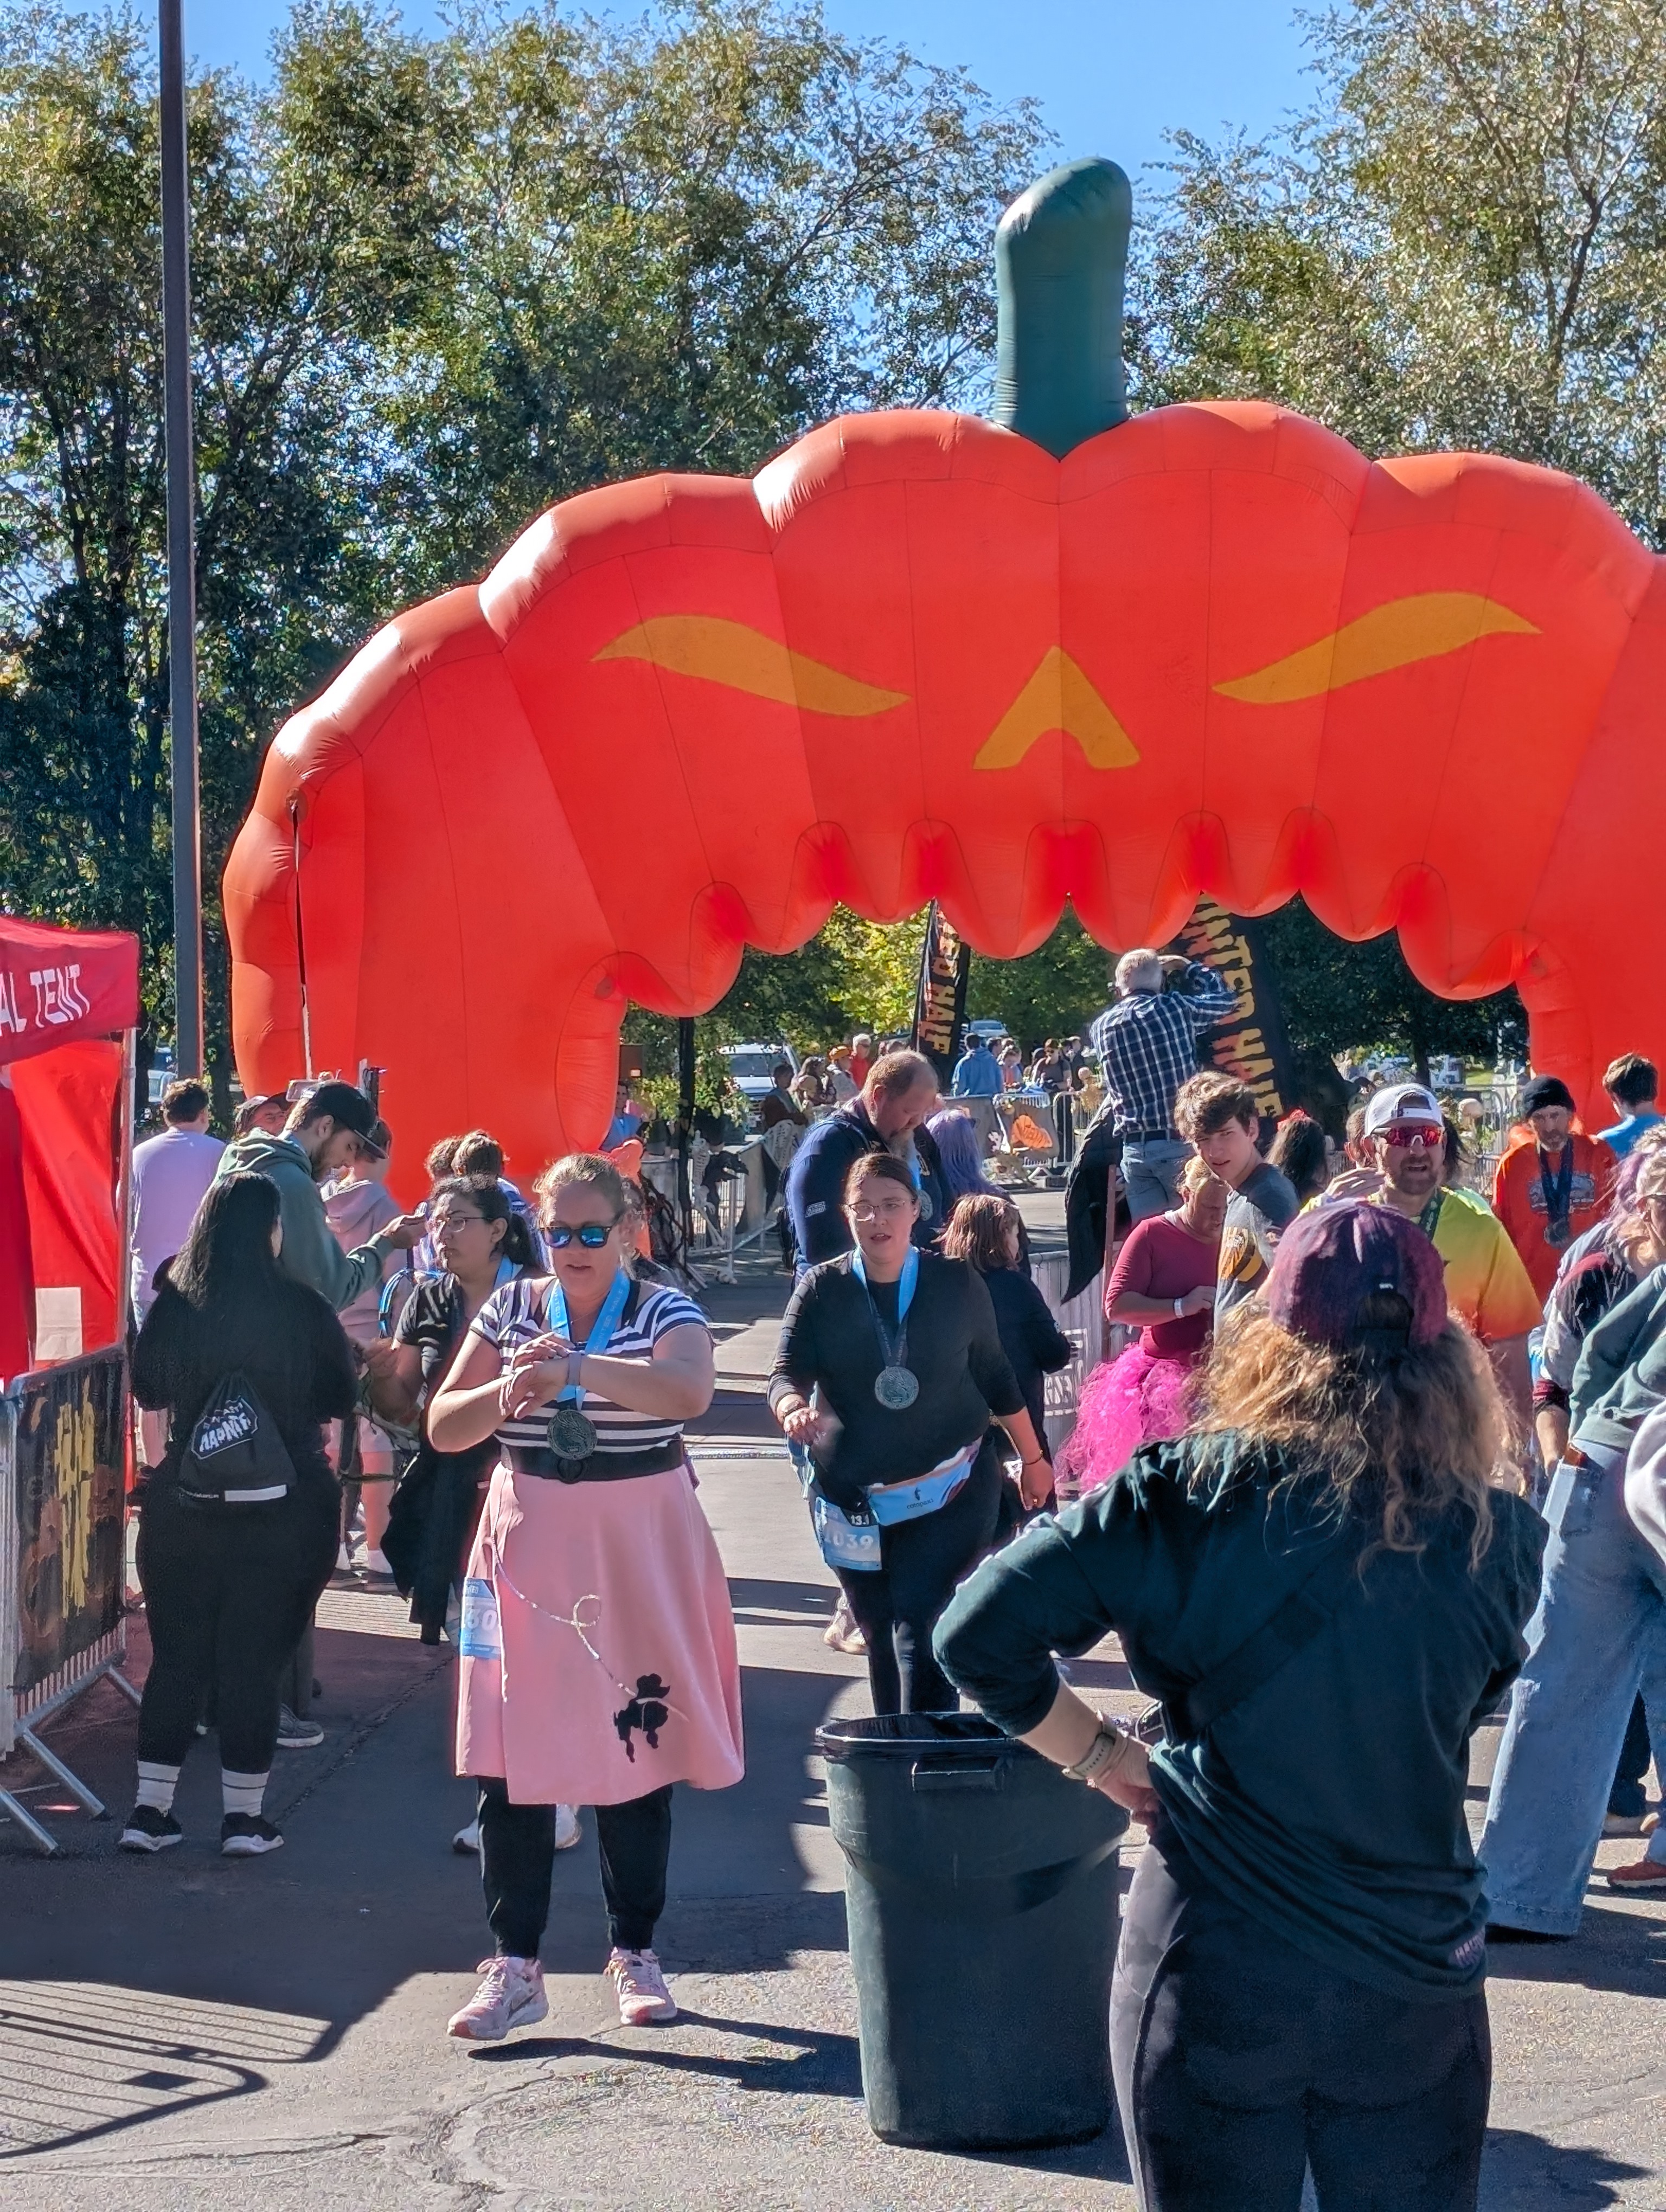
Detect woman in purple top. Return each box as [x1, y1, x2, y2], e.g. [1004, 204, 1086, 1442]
[1061, 1155, 1228, 1494]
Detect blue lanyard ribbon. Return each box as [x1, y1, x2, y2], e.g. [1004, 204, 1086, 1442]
[544, 1269, 631, 1404]
[851, 1247, 919, 1368]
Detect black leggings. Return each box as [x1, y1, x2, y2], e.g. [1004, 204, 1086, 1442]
[479, 1778, 673, 1957]
[135, 1480, 338, 1774]
[1112, 1829, 1491, 2211]
[835, 1446, 1002, 1713]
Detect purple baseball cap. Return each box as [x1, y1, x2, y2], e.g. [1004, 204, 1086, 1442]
[1266, 1199, 1448, 1350]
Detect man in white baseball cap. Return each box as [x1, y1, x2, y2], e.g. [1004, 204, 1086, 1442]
[1322, 1082, 1539, 1430]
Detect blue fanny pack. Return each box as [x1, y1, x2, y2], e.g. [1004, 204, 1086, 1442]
[866, 1444, 978, 1526]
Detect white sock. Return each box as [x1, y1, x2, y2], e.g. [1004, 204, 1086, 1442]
[136, 1760, 180, 1813]
[222, 1769, 269, 1818]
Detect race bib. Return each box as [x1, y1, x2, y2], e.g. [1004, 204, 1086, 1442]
[458, 1575, 502, 1661]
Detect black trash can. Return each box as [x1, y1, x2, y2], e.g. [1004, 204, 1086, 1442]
[816, 1712, 1127, 2150]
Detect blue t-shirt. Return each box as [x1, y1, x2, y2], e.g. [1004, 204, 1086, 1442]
[951, 1046, 1003, 1098]
[1597, 1110, 1661, 1159]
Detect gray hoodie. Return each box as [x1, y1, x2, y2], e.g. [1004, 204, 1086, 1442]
[215, 1131, 396, 1313]
[1569, 1262, 1666, 1456]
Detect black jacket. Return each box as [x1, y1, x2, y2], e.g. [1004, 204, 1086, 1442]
[769, 1250, 1023, 1509]
[981, 1264, 1073, 1439]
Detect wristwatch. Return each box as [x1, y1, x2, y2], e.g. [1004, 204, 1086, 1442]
[1061, 1725, 1128, 1786]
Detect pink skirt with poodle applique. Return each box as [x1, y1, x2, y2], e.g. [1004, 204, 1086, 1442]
[456, 1460, 744, 1807]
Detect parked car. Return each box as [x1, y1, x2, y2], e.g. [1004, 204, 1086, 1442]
[721, 1041, 798, 1109]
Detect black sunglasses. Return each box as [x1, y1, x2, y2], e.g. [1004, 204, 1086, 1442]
[547, 1219, 619, 1249]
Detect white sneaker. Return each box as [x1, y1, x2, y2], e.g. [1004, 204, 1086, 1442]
[607, 1947, 676, 2025]
[452, 1818, 480, 1855]
[447, 1956, 548, 2042]
[554, 1804, 581, 1851]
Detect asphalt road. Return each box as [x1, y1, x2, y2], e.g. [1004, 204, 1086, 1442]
[2, 1217, 1664, 2207]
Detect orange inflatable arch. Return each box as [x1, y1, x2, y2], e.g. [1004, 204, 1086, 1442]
[226, 162, 1660, 1193]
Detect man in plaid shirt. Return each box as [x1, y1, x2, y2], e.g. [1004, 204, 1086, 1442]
[1089, 950, 1239, 1220]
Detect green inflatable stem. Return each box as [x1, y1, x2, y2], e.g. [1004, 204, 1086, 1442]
[992, 158, 1132, 458]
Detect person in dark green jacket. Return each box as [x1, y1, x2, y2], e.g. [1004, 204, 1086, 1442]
[936, 1200, 1543, 2212]
[215, 1080, 423, 1310]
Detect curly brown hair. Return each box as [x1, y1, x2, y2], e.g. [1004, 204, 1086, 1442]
[1190, 1293, 1515, 1565]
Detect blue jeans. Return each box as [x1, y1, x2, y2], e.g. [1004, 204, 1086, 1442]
[1122, 1137, 1189, 1224]
[1479, 1447, 1666, 1935]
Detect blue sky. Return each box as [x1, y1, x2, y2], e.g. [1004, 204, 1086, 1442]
[183, 1, 1315, 179]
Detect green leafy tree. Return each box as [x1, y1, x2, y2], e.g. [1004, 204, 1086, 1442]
[0, 0, 1045, 1083]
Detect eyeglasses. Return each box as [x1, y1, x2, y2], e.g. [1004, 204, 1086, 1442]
[431, 1211, 485, 1230]
[850, 1198, 915, 1221]
[1380, 1124, 1444, 1150]
[547, 1219, 619, 1248]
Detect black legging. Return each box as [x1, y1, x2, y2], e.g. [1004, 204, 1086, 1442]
[135, 1480, 338, 1774]
[1113, 1826, 1491, 2211]
[479, 1778, 673, 1956]
[835, 1445, 1002, 1713]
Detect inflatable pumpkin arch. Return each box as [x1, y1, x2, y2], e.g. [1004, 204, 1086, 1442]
[225, 160, 1661, 1190]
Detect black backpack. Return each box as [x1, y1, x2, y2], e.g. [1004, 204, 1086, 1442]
[177, 1371, 298, 1506]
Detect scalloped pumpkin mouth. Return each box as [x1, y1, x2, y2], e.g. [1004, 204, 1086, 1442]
[591, 591, 1537, 773]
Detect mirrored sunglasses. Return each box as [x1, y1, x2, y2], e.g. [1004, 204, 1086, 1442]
[1381, 1123, 1443, 1150]
[548, 1219, 618, 1248]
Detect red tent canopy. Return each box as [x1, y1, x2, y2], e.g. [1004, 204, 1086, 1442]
[1, 918, 139, 1380]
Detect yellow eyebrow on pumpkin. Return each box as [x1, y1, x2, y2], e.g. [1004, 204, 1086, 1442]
[1214, 592, 1538, 704]
[594, 615, 907, 716]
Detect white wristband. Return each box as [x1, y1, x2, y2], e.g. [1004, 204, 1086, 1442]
[1172, 1297, 1184, 1318]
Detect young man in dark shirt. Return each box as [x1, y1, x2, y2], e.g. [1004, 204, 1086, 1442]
[1174, 1071, 1299, 1324]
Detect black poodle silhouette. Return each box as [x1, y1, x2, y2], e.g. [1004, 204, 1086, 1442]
[614, 1673, 672, 1760]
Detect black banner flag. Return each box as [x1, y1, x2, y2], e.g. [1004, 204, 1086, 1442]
[911, 902, 972, 1086]
[1167, 897, 1297, 1125]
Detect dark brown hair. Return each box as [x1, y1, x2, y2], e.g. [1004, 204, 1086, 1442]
[940, 1193, 1019, 1271]
[161, 1078, 210, 1124]
[1605, 1052, 1658, 1109]
[428, 1174, 535, 1269]
[843, 1152, 918, 1205]
[452, 1128, 505, 1178]
[1175, 1071, 1260, 1142]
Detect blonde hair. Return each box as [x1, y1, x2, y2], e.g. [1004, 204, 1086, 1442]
[1177, 1152, 1214, 1195]
[1190, 1297, 1513, 1565]
[533, 1153, 633, 1227]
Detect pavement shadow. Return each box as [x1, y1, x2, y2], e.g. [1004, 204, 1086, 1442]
[1481, 2130, 1651, 2208]
[469, 2007, 863, 2097]
[1485, 1899, 1666, 1996]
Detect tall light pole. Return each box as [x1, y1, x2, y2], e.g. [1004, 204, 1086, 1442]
[159, 0, 202, 1076]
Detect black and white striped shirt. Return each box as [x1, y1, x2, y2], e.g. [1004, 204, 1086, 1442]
[473, 1275, 709, 1459]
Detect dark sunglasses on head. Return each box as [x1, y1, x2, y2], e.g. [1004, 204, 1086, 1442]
[547, 1219, 618, 1248]
[1381, 1123, 1443, 1150]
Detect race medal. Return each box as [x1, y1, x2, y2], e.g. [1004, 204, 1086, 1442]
[1545, 1217, 1572, 1250]
[874, 1364, 920, 1411]
[547, 1404, 599, 1460]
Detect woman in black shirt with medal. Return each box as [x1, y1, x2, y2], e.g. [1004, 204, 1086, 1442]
[770, 1152, 1053, 1713]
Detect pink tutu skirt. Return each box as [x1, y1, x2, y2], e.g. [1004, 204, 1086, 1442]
[1060, 1342, 1198, 1496]
[457, 1460, 744, 1807]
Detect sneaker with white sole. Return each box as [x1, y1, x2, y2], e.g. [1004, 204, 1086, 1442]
[276, 1705, 323, 1750]
[1606, 1855, 1666, 1892]
[221, 1813, 284, 1856]
[1604, 1810, 1648, 1837]
[119, 1805, 182, 1854]
[554, 1803, 581, 1850]
[607, 1947, 676, 2025]
[452, 1818, 480, 1854]
[447, 1956, 548, 2042]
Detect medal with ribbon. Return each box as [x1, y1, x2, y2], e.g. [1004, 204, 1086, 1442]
[853, 1246, 921, 1410]
[543, 1269, 631, 1467]
[1538, 1143, 1574, 1250]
